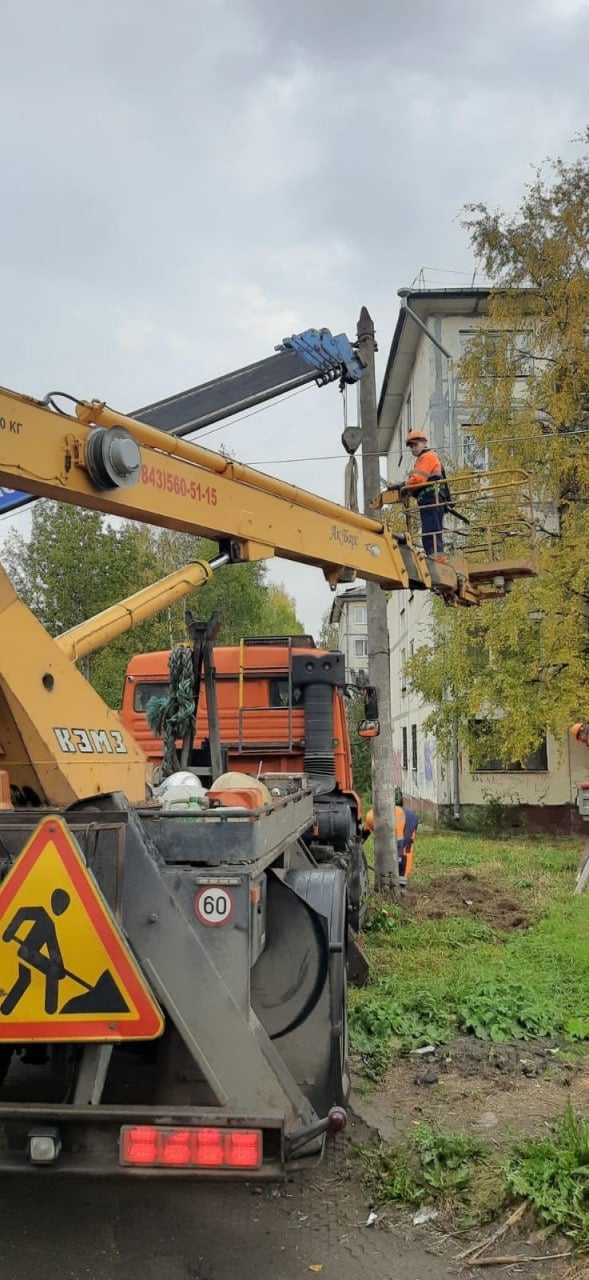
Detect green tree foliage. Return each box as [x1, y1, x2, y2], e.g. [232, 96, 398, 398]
[1, 504, 303, 708]
[346, 693, 372, 803]
[318, 606, 338, 649]
[405, 137, 589, 765]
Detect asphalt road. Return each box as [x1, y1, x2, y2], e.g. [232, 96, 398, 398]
[0, 1123, 445, 1280]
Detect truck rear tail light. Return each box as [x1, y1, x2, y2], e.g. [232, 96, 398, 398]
[161, 1129, 192, 1166]
[226, 1130, 262, 1167]
[120, 1125, 262, 1169]
[123, 1125, 158, 1165]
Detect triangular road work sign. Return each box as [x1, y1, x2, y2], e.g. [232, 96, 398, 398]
[0, 817, 163, 1042]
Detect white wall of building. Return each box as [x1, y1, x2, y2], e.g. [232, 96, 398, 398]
[388, 586, 451, 808]
[330, 588, 368, 682]
[381, 292, 582, 823]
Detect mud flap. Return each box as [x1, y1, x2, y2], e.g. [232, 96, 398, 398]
[347, 935, 369, 988]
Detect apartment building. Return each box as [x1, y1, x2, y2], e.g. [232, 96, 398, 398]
[329, 584, 368, 682]
[377, 287, 586, 831]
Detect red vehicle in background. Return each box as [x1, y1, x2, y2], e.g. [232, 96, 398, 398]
[122, 636, 368, 930]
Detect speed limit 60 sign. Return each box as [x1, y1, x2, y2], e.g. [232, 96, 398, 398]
[194, 885, 235, 927]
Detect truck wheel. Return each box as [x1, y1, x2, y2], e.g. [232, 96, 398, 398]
[347, 840, 368, 933]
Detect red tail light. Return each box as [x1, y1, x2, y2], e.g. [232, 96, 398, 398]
[161, 1129, 192, 1166]
[226, 1130, 262, 1167]
[120, 1125, 262, 1169]
[194, 1127, 225, 1167]
[123, 1125, 158, 1165]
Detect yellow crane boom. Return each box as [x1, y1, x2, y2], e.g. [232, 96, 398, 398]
[0, 386, 409, 588]
[56, 559, 216, 664]
[0, 382, 535, 811]
[0, 385, 532, 601]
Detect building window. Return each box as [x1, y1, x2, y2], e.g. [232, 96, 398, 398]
[354, 637, 368, 658]
[459, 329, 532, 377]
[354, 606, 367, 624]
[459, 330, 475, 358]
[411, 724, 418, 771]
[470, 721, 548, 772]
[461, 425, 489, 472]
[401, 647, 407, 693]
[402, 727, 408, 771]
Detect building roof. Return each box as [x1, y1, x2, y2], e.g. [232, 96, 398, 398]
[329, 583, 367, 624]
[377, 288, 491, 453]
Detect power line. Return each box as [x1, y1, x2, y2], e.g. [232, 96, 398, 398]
[196, 383, 313, 441]
[248, 425, 589, 468]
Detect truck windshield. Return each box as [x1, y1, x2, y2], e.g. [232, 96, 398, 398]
[133, 682, 170, 713]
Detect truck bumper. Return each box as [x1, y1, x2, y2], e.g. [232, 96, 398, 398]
[0, 1103, 323, 1177]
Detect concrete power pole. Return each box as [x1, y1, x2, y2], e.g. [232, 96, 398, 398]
[357, 307, 399, 894]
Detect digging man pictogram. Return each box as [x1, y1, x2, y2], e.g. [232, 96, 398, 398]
[1, 889, 71, 1015]
[0, 888, 129, 1017]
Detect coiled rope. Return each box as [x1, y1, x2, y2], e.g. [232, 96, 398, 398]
[146, 645, 195, 777]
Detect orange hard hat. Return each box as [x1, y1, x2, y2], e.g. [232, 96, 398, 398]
[406, 429, 428, 445]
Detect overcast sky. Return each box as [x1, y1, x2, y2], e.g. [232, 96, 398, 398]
[1, 0, 587, 633]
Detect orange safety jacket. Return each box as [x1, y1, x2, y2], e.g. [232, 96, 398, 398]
[406, 448, 444, 502]
[364, 805, 415, 877]
[364, 806, 405, 838]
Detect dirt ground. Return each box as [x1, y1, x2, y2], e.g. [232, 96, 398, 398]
[401, 872, 530, 932]
[354, 1037, 589, 1149]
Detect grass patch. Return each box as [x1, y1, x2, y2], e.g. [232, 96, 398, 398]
[370, 1122, 490, 1206]
[351, 987, 454, 1078]
[362, 1107, 589, 1246]
[352, 831, 588, 1077]
[505, 1105, 589, 1246]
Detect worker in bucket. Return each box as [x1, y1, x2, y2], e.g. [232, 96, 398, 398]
[403, 429, 447, 562]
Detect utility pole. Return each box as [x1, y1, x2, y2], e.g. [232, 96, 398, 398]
[357, 306, 399, 894]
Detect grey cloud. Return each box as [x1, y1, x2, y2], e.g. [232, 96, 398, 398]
[0, 0, 587, 631]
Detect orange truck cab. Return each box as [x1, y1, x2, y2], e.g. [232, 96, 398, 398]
[122, 636, 367, 928]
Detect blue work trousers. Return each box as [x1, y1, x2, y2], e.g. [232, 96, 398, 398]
[419, 500, 444, 557]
